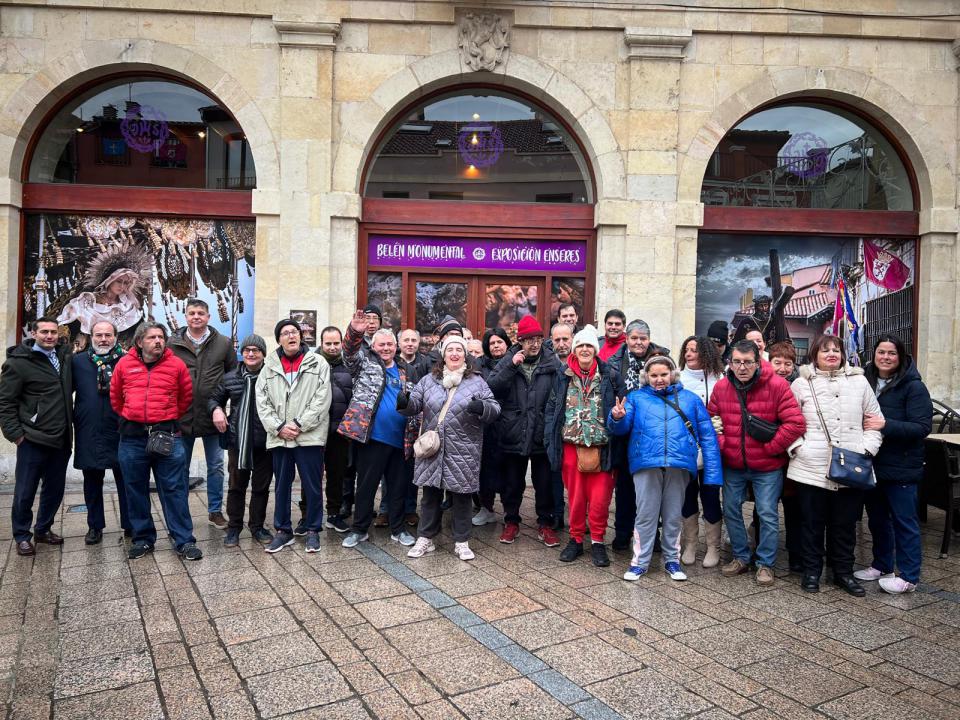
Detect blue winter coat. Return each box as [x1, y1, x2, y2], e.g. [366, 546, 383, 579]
[864, 358, 932, 485]
[607, 381, 722, 485]
[72, 351, 121, 470]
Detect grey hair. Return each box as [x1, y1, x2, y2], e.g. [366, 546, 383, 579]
[550, 322, 573, 338]
[90, 320, 119, 336]
[371, 328, 397, 344]
[398, 328, 420, 341]
[626, 319, 651, 336]
[133, 321, 168, 345]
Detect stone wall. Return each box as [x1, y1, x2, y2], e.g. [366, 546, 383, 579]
[0, 3, 958, 475]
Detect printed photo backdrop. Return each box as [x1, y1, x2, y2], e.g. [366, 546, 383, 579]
[22, 214, 256, 352]
[696, 233, 917, 361]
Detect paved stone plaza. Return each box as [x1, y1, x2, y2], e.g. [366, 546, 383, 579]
[0, 487, 958, 720]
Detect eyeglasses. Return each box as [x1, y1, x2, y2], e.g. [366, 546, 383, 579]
[242, 348, 263, 354]
[730, 360, 757, 368]
[520, 337, 543, 344]
[279, 330, 300, 338]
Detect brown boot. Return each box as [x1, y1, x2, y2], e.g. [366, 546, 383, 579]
[703, 520, 722, 569]
[680, 514, 699, 566]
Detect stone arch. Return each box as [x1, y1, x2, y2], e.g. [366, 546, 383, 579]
[677, 66, 949, 212]
[333, 49, 625, 201]
[0, 38, 279, 190]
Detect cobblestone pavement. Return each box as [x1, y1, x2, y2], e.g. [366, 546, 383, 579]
[1, 488, 959, 719]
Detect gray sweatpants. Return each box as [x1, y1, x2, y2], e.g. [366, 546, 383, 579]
[631, 468, 690, 569]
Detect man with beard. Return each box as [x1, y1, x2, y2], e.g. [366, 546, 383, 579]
[72, 320, 129, 544]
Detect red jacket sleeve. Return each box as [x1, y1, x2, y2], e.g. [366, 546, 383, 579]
[110, 362, 125, 416]
[707, 384, 726, 454]
[765, 382, 806, 456]
[177, 362, 193, 417]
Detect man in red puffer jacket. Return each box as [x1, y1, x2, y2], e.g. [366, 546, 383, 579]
[707, 339, 805, 586]
[111, 322, 200, 561]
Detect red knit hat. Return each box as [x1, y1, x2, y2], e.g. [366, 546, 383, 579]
[516, 315, 544, 339]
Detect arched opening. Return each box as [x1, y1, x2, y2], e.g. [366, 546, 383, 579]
[695, 100, 920, 363]
[359, 86, 596, 342]
[19, 73, 257, 350]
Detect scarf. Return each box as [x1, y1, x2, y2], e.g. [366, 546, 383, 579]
[441, 364, 466, 389]
[237, 367, 258, 470]
[89, 344, 124, 394]
[625, 353, 644, 392]
[567, 353, 597, 384]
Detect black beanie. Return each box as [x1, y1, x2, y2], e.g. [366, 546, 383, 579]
[363, 304, 383, 323]
[707, 320, 728, 344]
[434, 315, 462, 340]
[274, 318, 301, 342]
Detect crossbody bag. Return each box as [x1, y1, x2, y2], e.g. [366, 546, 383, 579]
[413, 387, 457, 460]
[806, 379, 875, 490]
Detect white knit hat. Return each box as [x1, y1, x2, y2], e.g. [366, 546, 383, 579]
[572, 324, 600, 352]
[440, 335, 469, 355]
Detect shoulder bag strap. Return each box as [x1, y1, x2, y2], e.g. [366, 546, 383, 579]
[659, 394, 699, 447]
[436, 386, 458, 428]
[806, 378, 833, 445]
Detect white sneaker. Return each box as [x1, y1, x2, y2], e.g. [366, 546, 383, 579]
[664, 561, 687, 581]
[853, 567, 894, 582]
[407, 537, 436, 558]
[472, 507, 496, 526]
[341, 532, 368, 548]
[879, 576, 917, 594]
[454, 542, 475, 561]
[391, 530, 415, 547]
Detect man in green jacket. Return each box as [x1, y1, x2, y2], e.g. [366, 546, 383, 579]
[0, 318, 73, 556]
[256, 319, 332, 554]
[169, 299, 237, 529]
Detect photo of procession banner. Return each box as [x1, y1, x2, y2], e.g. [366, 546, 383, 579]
[369, 235, 587, 273]
[21, 213, 256, 352]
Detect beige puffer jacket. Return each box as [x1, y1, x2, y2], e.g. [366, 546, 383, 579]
[256, 350, 332, 450]
[787, 364, 883, 491]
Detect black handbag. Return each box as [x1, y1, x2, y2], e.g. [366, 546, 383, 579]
[736, 390, 780, 443]
[146, 428, 176, 457]
[807, 380, 875, 490]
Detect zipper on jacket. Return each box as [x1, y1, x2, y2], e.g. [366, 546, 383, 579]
[663, 392, 669, 467]
[738, 388, 749, 471]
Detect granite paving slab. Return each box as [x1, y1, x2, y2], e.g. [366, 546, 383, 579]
[740, 652, 863, 704]
[245, 661, 354, 718]
[413, 645, 521, 695]
[451, 677, 575, 719]
[52, 681, 165, 720]
[227, 630, 326, 678]
[587, 668, 714, 719]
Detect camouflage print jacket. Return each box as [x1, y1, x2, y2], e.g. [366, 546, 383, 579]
[337, 324, 418, 456]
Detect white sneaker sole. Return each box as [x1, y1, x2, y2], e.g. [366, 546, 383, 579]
[407, 543, 436, 558]
[342, 534, 369, 549]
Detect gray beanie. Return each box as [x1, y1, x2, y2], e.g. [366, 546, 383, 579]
[240, 333, 267, 354]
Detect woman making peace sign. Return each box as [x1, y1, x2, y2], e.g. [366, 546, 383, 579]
[608, 355, 722, 582]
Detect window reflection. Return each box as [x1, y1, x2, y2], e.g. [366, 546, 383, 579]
[365, 91, 591, 204]
[29, 78, 256, 190]
[701, 104, 912, 211]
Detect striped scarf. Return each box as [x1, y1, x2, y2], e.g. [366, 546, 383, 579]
[237, 369, 257, 470]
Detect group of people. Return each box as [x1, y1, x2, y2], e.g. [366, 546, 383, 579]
[0, 298, 932, 596]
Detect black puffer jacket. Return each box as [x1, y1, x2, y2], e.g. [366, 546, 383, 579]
[400, 352, 433, 385]
[0, 340, 73, 448]
[208, 364, 267, 450]
[864, 357, 932, 485]
[487, 345, 560, 456]
[326, 352, 353, 428]
[607, 341, 672, 389]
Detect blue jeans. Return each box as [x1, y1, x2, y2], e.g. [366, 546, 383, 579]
[119, 435, 195, 550]
[12, 440, 69, 542]
[723, 467, 783, 568]
[182, 434, 225, 513]
[273, 445, 325, 533]
[864, 483, 921, 584]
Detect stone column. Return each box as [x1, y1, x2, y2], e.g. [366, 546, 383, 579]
[263, 18, 340, 334]
[0, 179, 22, 345]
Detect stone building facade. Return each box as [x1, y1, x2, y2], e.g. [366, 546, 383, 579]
[0, 0, 958, 436]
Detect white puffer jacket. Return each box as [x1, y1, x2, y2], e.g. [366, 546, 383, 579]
[679, 367, 722, 406]
[787, 364, 883, 491]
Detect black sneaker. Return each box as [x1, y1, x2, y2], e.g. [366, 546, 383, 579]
[591, 542, 610, 567]
[611, 535, 630, 552]
[128, 542, 154, 560]
[223, 529, 240, 547]
[559, 539, 584, 562]
[293, 519, 308, 537]
[252, 528, 274, 544]
[265, 531, 295, 554]
[178, 543, 203, 561]
[84, 528, 103, 546]
[325, 515, 349, 533]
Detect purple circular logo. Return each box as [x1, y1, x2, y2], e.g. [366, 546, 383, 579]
[120, 104, 169, 153]
[781, 131, 829, 179]
[458, 127, 503, 168]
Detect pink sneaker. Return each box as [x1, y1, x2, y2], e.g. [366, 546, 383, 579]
[853, 567, 894, 582]
[878, 576, 916, 594]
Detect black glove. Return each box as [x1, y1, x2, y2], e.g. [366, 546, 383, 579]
[466, 399, 484, 416]
[396, 390, 410, 410]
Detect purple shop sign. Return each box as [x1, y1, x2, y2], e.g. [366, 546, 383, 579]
[120, 104, 169, 153]
[369, 235, 587, 273]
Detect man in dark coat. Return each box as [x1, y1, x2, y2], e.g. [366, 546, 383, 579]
[168, 298, 236, 529]
[72, 320, 129, 545]
[209, 334, 272, 547]
[487, 315, 560, 546]
[0, 318, 73, 556]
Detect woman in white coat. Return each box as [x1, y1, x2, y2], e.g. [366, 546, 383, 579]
[788, 335, 883, 597]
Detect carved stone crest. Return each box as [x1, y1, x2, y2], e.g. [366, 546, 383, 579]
[458, 12, 509, 72]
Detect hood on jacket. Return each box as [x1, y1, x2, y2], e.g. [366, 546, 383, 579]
[864, 355, 920, 393]
[798, 363, 864, 380]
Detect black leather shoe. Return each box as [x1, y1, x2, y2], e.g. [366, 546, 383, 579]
[16, 540, 35, 557]
[84, 528, 103, 545]
[559, 539, 583, 562]
[833, 574, 866, 597]
[801, 574, 820, 593]
[34, 531, 64, 545]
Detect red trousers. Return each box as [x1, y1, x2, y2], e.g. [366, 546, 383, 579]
[562, 443, 615, 543]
